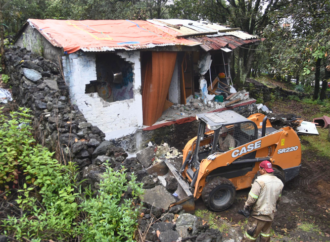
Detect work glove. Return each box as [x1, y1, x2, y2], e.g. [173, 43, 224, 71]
[238, 206, 250, 218]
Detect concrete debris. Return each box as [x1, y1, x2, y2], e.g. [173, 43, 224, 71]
[23, 68, 42, 82]
[0, 88, 12, 104]
[141, 185, 176, 210]
[136, 146, 156, 168]
[176, 213, 198, 237]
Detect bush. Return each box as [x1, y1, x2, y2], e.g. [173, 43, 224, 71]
[1, 109, 143, 241]
[294, 85, 304, 92]
[1, 74, 9, 84]
[288, 95, 300, 101]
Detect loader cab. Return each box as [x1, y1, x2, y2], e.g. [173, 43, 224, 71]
[193, 110, 258, 164]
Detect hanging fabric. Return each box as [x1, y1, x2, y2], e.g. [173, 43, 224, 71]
[142, 52, 177, 126]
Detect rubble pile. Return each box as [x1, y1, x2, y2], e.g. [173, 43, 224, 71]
[268, 113, 302, 130]
[4, 46, 111, 171]
[135, 144, 223, 242]
[160, 90, 253, 121]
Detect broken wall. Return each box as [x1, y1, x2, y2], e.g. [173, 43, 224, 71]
[62, 51, 143, 140]
[15, 24, 63, 64]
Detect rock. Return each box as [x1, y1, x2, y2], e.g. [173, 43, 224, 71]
[145, 228, 157, 241]
[161, 213, 174, 222]
[22, 60, 43, 72]
[44, 78, 59, 90]
[192, 217, 209, 235]
[92, 141, 112, 158]
[91, 126, 102, 134]
[47, 101, 53, 111]
[0, 235, 8, 242]
[35, 100, 47, 109]
[41, 71, 51, 77]
[94, 155, 110, 165]
[59, 133, 78, 147]
[83, 165, 103, 182]
[195, 228, 222, 242]
[88, 138, 100, 147]
[79, 122, 92, 129]
[136, 169, 148, 182]
[146, 161, 169, 176]
[77, 149, 90, 158]
[115, 156, 125, 162]
[142, 176, 156, 189]
[152, 222, 174, 232]
[165, 175, 178, 193]
[151, 206, 163, 218]
[137, 146, 156, 168]
[23, 68, 42, 82]
[159, 230, 179, 242]
[72, 141, 86, 154]
[169, 205, 183, 214]
[144, 214, 151, 219]
[75, 158, 91, 168]
[176, 213, 198, 238]
[141, 185, 176, 210]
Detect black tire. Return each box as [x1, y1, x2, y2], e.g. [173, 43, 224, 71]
[202, 177, 236, 212]
[252, 168, 286, 184]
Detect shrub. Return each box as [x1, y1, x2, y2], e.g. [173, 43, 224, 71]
[288, 95, 300, 101]
[1, 108, 143, 241]
[294, 85, 304, 92]
[1, 74, 9, 84]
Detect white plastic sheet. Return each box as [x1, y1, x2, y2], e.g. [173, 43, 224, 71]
[297, 121, 319, 135]
[199, 78, 215, 104]
[0, 88, 12, 104]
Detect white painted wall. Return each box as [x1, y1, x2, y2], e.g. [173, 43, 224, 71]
[168, 56, 181, 104]
[62, 51, 143, 140]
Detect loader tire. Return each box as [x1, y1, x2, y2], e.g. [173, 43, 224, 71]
[202, 177, 236, 212]
[252, 168, 286, 184]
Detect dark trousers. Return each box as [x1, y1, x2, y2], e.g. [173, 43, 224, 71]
[241, 217, 272, 242]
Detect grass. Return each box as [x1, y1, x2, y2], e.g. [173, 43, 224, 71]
[195, 209, 230, 233]
[298, 222, 321, 233]
[301, 128, 330, 157]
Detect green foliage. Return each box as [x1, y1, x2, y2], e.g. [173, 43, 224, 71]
[79, 168, 143, 241]
[288, 95, 300, 101]
[294, 85, 304, 93]
[0, 109, 143, 241]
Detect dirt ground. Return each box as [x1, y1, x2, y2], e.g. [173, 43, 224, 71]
[194, 100, 330, 241]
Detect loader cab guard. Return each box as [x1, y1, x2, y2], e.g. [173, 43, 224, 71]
[192, 111, 258, 167]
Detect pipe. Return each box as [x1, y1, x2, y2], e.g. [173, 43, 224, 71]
[262, 116, 268, 137]
[232, 157, 270, 165]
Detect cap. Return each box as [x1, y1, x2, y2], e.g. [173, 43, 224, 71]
[260, 160, 274, 173]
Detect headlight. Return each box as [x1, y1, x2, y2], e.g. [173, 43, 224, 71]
[196, 115, 199, 120]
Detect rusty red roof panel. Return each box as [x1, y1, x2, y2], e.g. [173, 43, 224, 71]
[188, 35, 262, 51]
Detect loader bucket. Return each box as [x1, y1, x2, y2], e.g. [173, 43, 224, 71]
[164, 160, 196, 213]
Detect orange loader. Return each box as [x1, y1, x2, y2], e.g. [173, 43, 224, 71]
[165, 110, 301, 212]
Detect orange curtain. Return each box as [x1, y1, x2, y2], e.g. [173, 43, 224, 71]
[142, 52, 177, 126]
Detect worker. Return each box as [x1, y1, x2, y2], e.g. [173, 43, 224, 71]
[239, 160, 284, 242]
[218, 127, 235, 151]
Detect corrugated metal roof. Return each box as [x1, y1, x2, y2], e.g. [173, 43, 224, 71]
[22, 19, 261, 53]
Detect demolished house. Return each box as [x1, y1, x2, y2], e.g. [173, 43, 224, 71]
[14, 19, 262, 149]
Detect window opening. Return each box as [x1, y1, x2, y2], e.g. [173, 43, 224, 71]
[85, 53, 134, 102]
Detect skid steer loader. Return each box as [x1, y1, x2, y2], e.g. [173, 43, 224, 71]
[165, 110, 301, 212]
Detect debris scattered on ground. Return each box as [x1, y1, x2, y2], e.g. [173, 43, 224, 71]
[313, 115, 330, 128]
[0, 88, 12, 104]
[296, 121, 319, 135]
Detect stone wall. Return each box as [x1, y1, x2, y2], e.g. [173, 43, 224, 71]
[4, 46, 111, 171]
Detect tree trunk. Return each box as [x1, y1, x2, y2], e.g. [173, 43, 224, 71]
[313, 58, 321, 100]
[320, 80, 327, 100]
[0, 5, 5, 72]
[287, 75, 292, 83]
[296, 74, 299, 85]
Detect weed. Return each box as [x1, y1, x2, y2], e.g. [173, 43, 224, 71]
[219, 222, 229, 233]
[288, 95, 300, 101]
[1, 74, 9, 84]
[298, 222, 320, 233]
